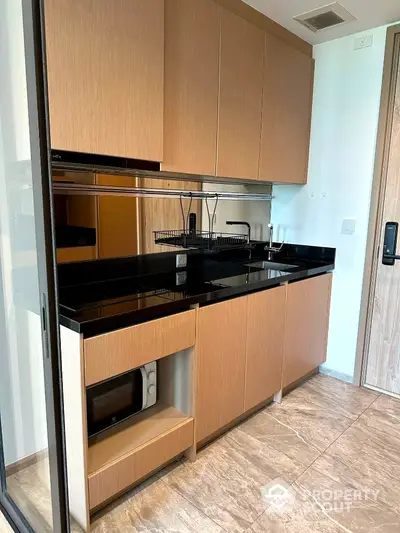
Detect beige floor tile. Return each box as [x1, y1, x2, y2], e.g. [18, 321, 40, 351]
[281, 374, 379, 421]
[249, 484, 345, 533]
[357, 395, 400, 438]
[161, 426, 309, 533]
[264, 395, 353, 453]
[91, 477, 222, 533]
[309, 421, 400, 516]
[238, 408, 321, 468]
[295, 465, 400, 532]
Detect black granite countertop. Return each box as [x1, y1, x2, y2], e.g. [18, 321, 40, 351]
[58, 242, 335, 337]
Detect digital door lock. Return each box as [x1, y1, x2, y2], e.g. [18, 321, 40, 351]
[382, 222, 400, 265]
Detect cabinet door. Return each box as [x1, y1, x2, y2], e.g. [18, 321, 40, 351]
[283, 274, 332, 388]
[45, 0, 164, 161]
[217, 9, 264, 180]
[260, 34, 314, 184]
[196, 297, 247, 443]
[245, 286, 286, 411]
[163, 0, 219, 175]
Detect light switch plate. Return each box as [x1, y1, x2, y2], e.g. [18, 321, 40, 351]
[176, 253, 187, 269]
[341, 219, 356, 235]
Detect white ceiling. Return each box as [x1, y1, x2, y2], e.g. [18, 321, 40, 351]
[243, 0, 400, 44]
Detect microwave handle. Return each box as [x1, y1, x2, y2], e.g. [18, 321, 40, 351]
[140, 367, 148, 408]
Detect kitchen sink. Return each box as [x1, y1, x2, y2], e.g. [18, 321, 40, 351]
[244, 260, 297, 271]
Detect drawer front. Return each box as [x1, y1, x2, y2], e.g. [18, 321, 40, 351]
[88, 419, 194, 510]
[84, 310, 196, 386]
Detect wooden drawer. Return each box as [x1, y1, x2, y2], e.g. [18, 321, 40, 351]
[84, 310, 196, 386]
[88, 418, 194, 509]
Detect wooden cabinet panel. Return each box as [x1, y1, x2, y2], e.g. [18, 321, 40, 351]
[163, 0, 219, 175]
[45, 0, 164, 161]
[84, 310, 196, 386]
[97, 175, 139, 259]
[283, 274, 332, 388]
[245, 286, 286, 411]
[88, 416, 193, 510]
[196, 297, 247, 443]
[217, 8, 264, 180]
[260, 35, 314, 184]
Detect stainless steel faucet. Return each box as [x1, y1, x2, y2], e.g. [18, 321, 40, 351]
[264, 223, 284, 260]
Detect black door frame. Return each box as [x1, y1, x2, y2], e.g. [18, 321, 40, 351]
[0, 0, 69, 531]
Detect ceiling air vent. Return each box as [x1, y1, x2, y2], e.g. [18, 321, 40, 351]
[294, 3, 356, 33]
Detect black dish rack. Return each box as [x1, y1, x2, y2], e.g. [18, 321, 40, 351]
[154, 229, 248, 251]
[153, 194, 249, 252]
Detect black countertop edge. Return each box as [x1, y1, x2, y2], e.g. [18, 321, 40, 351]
[59, 263, 334, 338]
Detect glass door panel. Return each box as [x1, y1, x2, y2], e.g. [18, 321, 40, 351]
[0, 0, 69, 531]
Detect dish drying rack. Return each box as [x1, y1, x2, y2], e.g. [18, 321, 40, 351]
[154, 194, 249, 252]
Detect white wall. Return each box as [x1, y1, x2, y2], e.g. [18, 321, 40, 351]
[271, 25, 390, 377]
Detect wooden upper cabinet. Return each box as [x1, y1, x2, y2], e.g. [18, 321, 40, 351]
[245, 286, 286, 411]
[282, 274, 333, 388]
[163, 0, 219, 175]
[45, 0, 164, 161]
[217, 8, 264, 180]
[260, 34, 314, 184]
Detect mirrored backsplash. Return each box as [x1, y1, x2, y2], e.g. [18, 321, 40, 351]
[53, 171, 272, 263]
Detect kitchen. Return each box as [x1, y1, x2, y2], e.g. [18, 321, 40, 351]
[1, 1, 400, 532]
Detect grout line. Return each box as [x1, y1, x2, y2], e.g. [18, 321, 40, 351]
[158, 477, 231, 533]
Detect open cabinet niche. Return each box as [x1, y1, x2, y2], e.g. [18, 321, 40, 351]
[60, 314, 197, 532]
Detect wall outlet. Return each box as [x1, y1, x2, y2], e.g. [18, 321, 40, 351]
[176, 271, 187, 286]
[176, 253, 187, 269]
[354, 34, 373, 50]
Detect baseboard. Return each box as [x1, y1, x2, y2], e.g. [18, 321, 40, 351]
[5, 449, 48, 477]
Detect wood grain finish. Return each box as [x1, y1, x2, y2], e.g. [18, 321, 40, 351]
[365, 36, 400, 394]
[245, 286, 286, 411]
[217, 8, 264, 180]
[214, 0, 312, 57]
[60, 326, 90, 531]
[45, 0, 164, 160]
[88, 403, 192, 474]
[162, 0, 219, 175]
[88, 417, 193, 509]
[57, 246, 97, 264]
[97, 174, 139, 259]
[196, 296, 248, 443]
[84, 310, 196, 386]
[259, 34, 314, 184]
[139, 178, 201, 255]
[282, 274, 333, 388]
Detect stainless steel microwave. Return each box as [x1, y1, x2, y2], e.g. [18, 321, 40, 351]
[87, 361, 157, 438]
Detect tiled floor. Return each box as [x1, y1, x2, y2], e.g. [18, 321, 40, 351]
[92, 373, 400, 533]
[3, 374, 400, 532]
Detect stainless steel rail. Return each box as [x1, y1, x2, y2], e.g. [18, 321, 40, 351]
[52, 182, 273, 201]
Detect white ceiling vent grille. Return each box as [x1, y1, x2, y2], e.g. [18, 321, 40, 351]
[294, 3, 356, 33]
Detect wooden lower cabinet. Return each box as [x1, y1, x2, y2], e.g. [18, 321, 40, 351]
[196, 296, 248, 443]
[282, 274, 333, 388]
[244, 286, 286, 411]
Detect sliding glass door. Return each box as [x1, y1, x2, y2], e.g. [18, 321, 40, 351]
[0, 0, 68, 531]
